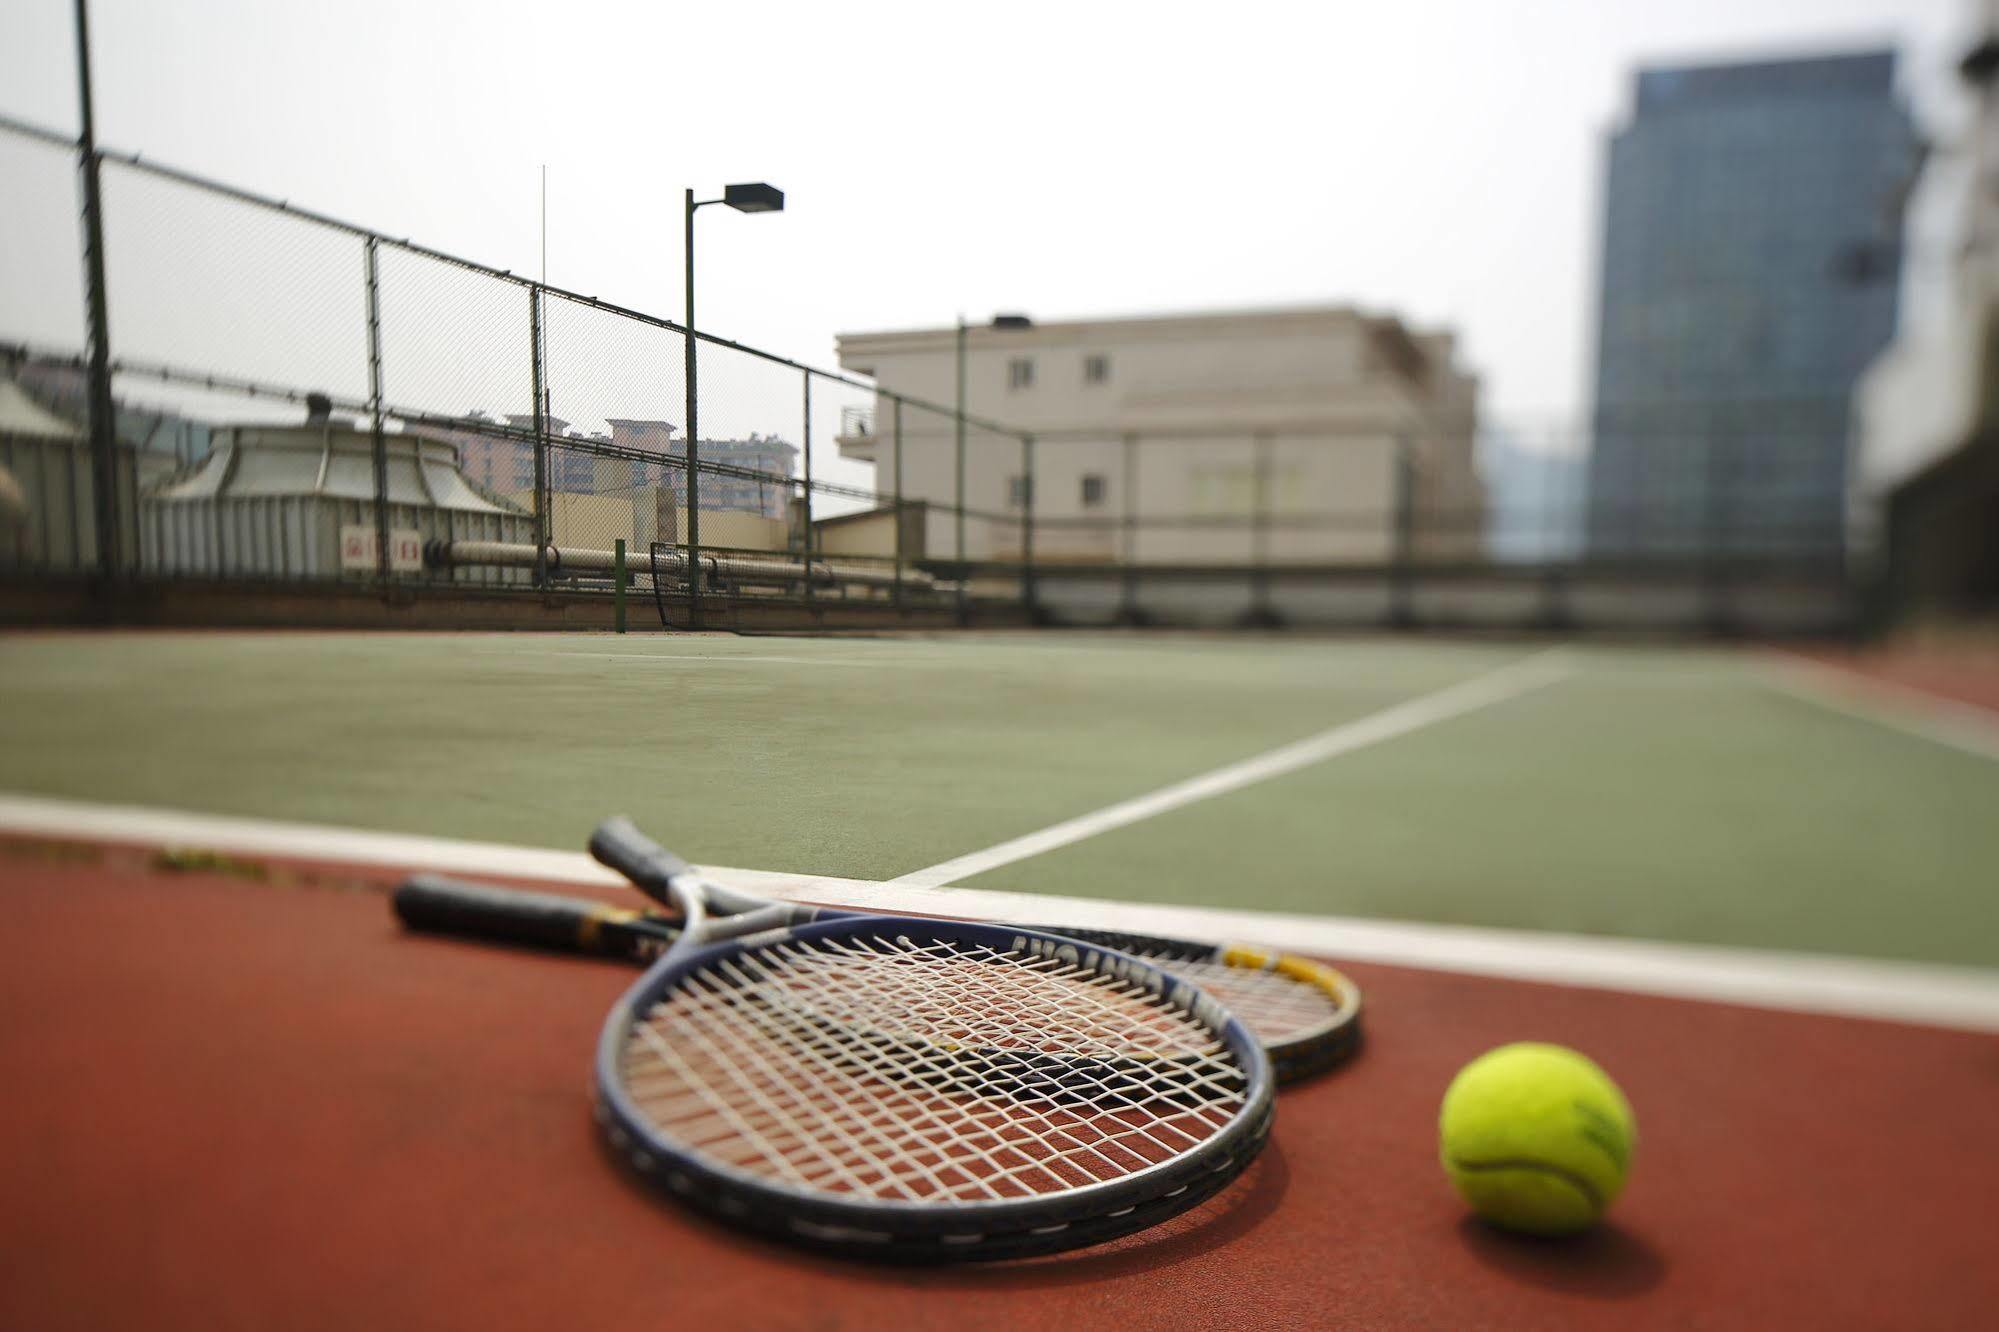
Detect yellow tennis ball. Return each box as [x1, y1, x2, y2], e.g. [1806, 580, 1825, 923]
[1438, 1042, 1636, 1235]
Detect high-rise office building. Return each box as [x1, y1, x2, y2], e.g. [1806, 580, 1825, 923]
[1586, 50, 1920, 562]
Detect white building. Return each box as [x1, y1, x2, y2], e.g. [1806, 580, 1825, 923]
[1852, 6, 1999, 612]
[834, 305, 1482, 567]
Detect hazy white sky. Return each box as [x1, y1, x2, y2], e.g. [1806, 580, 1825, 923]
[0, 0, 1975, 456]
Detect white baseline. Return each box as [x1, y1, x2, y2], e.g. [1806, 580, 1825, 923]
[3, 791, 1997, 1033]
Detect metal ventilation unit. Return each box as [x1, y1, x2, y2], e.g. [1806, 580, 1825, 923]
[142, 417, 533, 583]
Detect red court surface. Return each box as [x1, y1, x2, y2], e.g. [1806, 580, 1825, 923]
[4, 846, 1998, 1331]
[1793, 640, 1999, 714]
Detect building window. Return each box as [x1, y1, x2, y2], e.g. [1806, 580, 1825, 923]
[1008, 475, 1032, 507]
[1008, 357, 1035, 390]
[1080, 474, 1106, 507]
[1083, 353, 1110, 385]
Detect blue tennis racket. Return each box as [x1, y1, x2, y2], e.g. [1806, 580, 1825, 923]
[408, 817, 1276, 1262]
[394, 877, 1362, 1083]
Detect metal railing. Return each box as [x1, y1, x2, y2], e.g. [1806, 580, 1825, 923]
[837, 404, 874, 441]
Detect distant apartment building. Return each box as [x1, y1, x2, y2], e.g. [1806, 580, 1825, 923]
[834, 306, 1481, 566]
[609, 423, 797, 522]
[1586, 50, 1920, 562]
[444, 414, 532, 495]
[431, 413, 576, 496]
[430, 414, 797, 521]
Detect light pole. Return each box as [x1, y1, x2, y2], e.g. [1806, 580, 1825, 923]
[73, 0, 121, 582]
[683, 181, 784, 628]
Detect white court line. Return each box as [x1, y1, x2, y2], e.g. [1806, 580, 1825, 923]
[0, 793, 634, 889]
[521, 651, 901, 669]
[1763, 657, 1999, 763]
[889, 648, 1576, 889]
[4, 791, 1998, 1032]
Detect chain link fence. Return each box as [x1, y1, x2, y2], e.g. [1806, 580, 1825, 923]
[0, 111, 1862, 634]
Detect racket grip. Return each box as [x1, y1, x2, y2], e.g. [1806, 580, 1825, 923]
[588, 817, 692, 901]
[393, 874, 640, 956]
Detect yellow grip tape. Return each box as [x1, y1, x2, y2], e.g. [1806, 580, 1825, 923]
[575, 905, 642, 951]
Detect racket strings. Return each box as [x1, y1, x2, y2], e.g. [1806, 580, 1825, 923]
[636, 946, 1086, 1199]
[634, 988, 1127, 1203]
[627, 948, 1215, 1200]
[1132, 953, 1353, 1042]
[618, 933, 1251, 1205]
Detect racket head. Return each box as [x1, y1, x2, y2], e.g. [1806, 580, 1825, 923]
[594, 917, 1274, 1262]
[1042, 927, 1364, 1083]
[400, 865, 1362, 1083]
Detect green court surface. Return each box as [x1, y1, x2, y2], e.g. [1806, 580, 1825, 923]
[1, 630, 1994, 968]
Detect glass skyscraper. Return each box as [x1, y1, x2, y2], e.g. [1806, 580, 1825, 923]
[1586, 51, 1919, 562]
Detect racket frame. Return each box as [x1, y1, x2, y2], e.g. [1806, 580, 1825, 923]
[591, 913, 1275, 1262]
[394, 872, 1363, 1082]
[1048, 927, 1364, 1082]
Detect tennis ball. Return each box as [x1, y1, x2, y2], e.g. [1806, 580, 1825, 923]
[1438, 1042, 1635, 1236]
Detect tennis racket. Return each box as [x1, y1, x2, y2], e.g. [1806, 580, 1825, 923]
[403, 817, 1275, 1262]
[395, 877, 1362, 1082]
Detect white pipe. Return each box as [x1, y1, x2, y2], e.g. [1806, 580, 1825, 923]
[427, 539, 931, 590]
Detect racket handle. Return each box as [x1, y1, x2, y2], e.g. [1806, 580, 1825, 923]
[589, 816, 704, 906]
[394, 874, 650, 958]
[588, 817, 783, 918]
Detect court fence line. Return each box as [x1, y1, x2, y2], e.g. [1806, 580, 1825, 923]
[0, 112, 1864, 636]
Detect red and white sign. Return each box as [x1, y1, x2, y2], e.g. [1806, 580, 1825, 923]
[339, 525, 374, 573]
[388, 529, 424, 574]
[340, 525, 426, 575]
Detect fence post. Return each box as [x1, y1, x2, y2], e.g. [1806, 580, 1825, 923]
[73, 0, 122, 584]
[614, 538, 626, 632]
[528, 286, 548, 590]
[800, 372, 813, 603]
[1538, 423, 1576, 630]
[892, 397, 904, 610]
[1120, 432, 1139, 624]
[1702, 427, 1733, 635]
[1390, 436, 1415, 628]
[363, 237, 389, 584]
[1021, 433, 1037, 619]
[1247, 431, 1275, 625]
[682, 190, 703, 630]
[954, 319, 968, 626]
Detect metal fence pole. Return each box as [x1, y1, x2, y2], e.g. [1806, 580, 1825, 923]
[73, 0, 121, 582]
[614, 538, 627, 632]
[800, 372, 813, 603]
[892, 397, 904, 610]
[1120, 432, 1139, 623]
[528, 286, 548, 589]
[954, 319, 968, 625]
[363, 237, 389, 583]
[682, 188, 703, 630]
[1021, 433, 1036, 618]
[1249, 432, 1273, 624]
[1390, 436, 1415, 628]
[1703, 426, 1732, 634]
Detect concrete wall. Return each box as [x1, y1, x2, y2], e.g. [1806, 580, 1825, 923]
[812, 505, 925, 563]
[838, 307, 1481, 565]
[508, 490, 634, 550]
[814, 509, 898, 560]
[690, 509, 788, 553]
